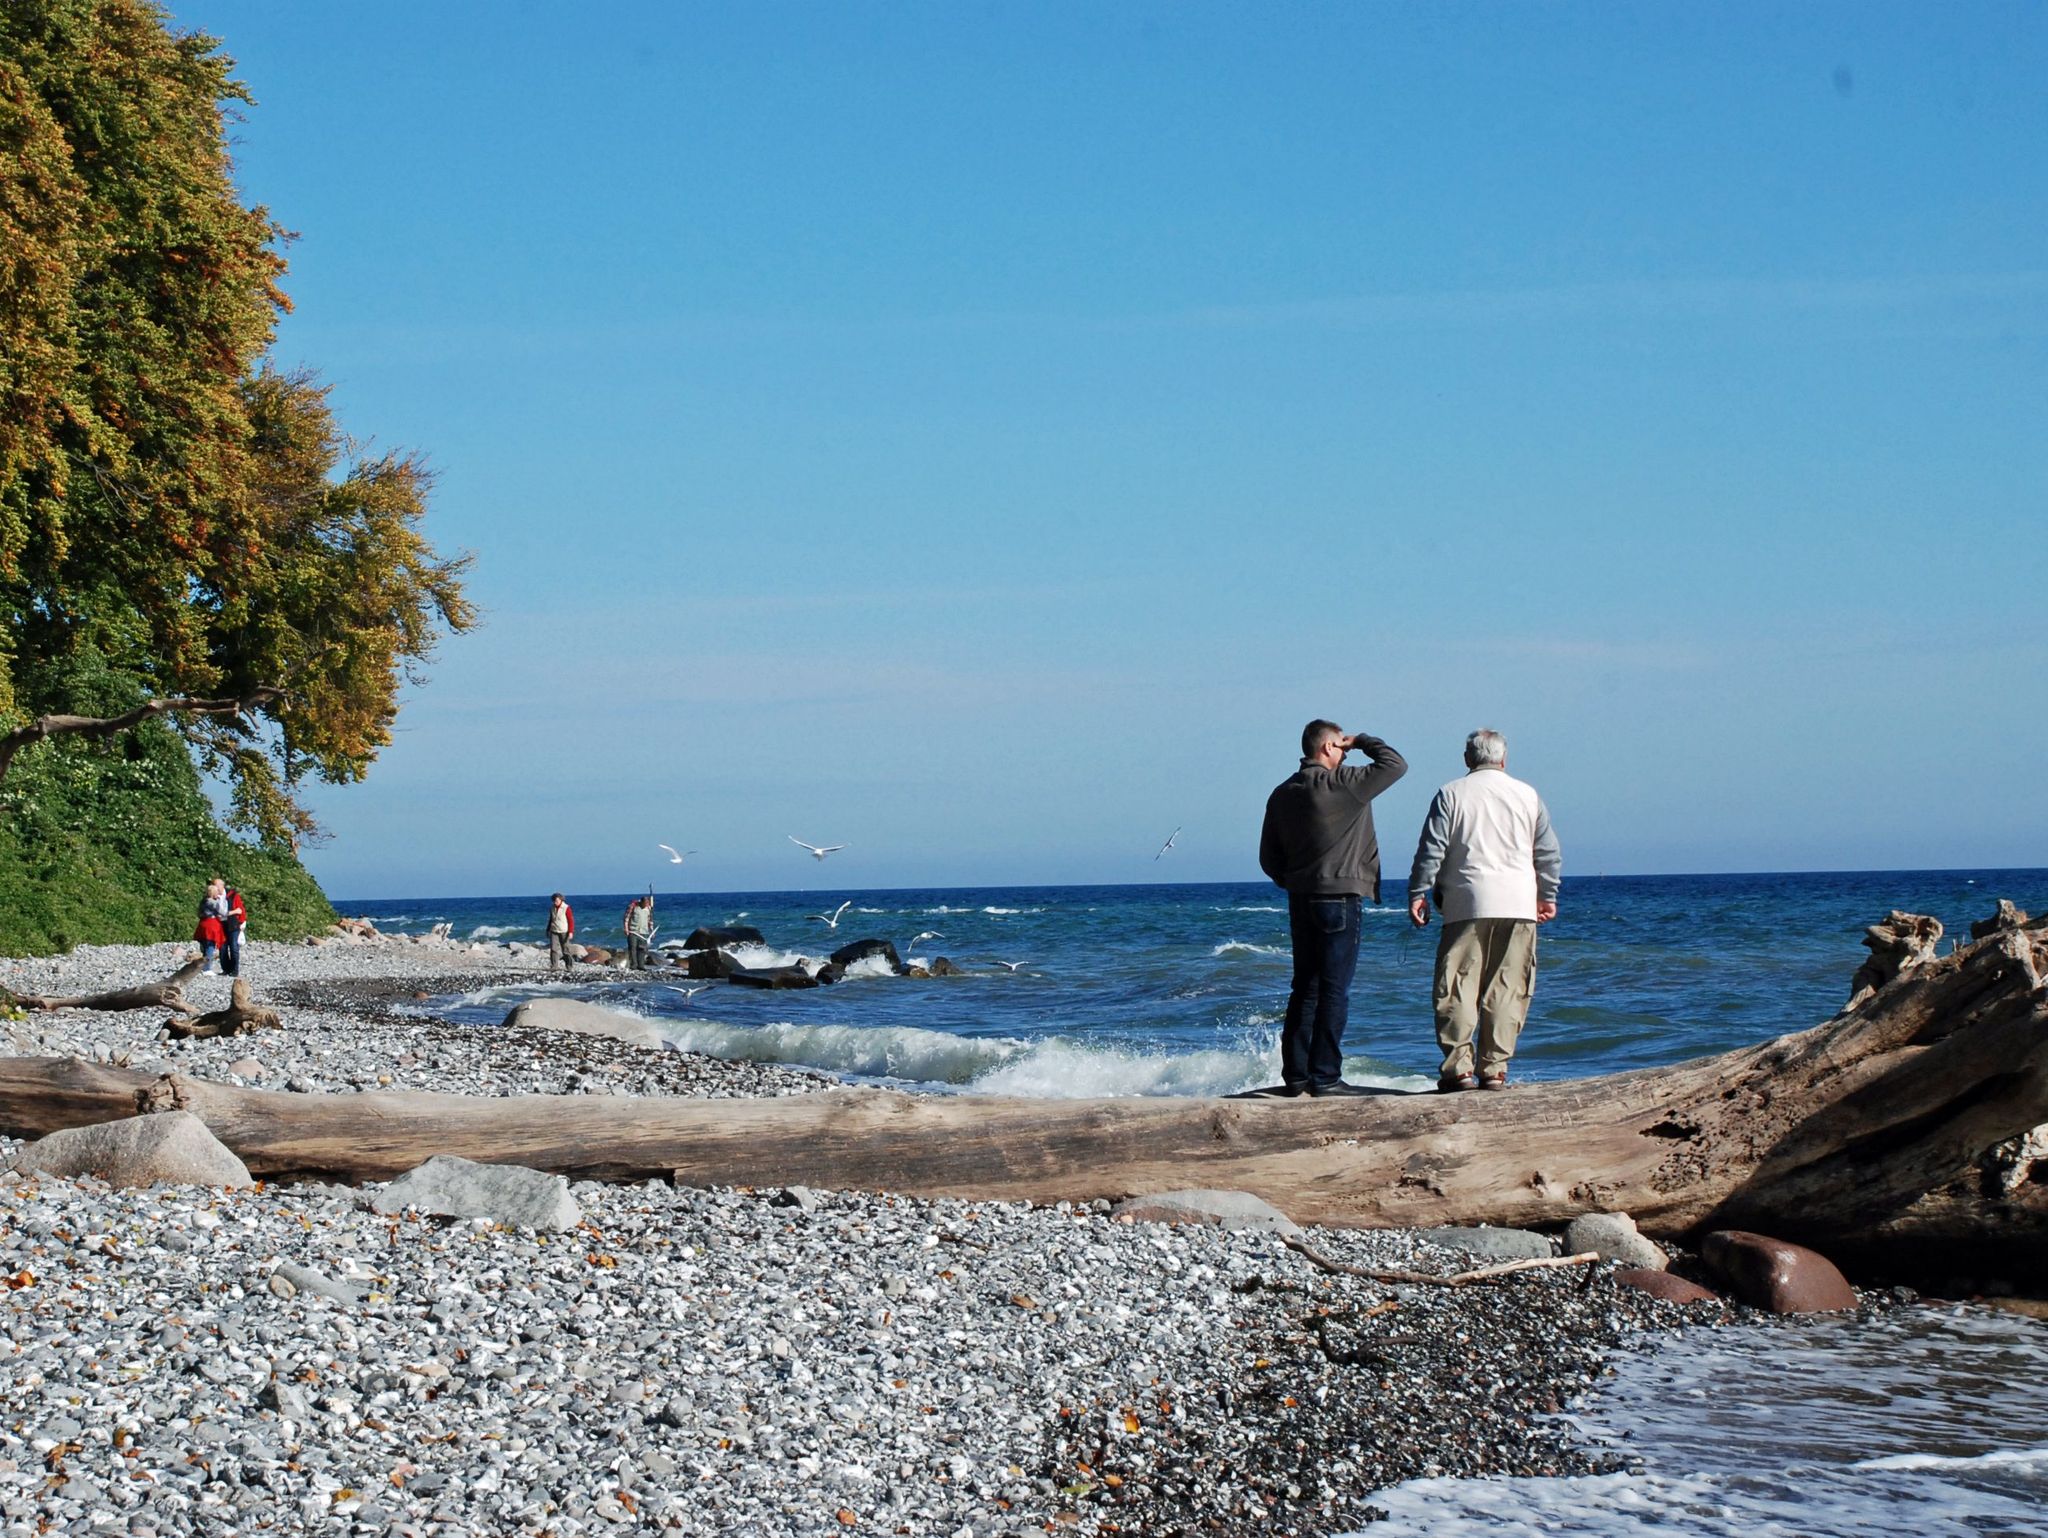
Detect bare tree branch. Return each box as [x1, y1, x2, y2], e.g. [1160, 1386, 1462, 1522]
[0, 688, 284, 781]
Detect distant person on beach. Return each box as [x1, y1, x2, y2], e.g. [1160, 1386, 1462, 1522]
[623, 895, 654, 970]
[220, 882, 247, 977]
[547, 892, 576, 976]
[1407, 728, 1561, 1092]
[195, 879, 230, 974]
[1258, 720, 1408, 1097]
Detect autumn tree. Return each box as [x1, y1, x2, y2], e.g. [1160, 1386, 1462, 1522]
[0, 0, 472, 848]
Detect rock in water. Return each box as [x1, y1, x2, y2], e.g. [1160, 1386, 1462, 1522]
[500, 998, 666, 1050]
[726, 966, 820, 990]
[370, 1154, 582, 1231]
[684, 949, 737, 980]
[11, 1110, 251, 1189]
[683, 926, 765, 950]
[1700, 1229, 1858, 1313]
[1111, 1190, 1299, 1235]
[827, 938, 904, 972]
[1566, 1211, 1669, 1271]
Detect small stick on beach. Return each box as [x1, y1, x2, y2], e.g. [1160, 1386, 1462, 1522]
[1282, 1234, 1604, 1287]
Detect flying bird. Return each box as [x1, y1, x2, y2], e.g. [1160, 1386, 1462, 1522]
[980, 958, 1028, 972]
[789, 836, 848, 860]
[1154, 827, 1181, 861]
[657, 844, 698, 864]
[908, 930, 945, 949]
[670, 984, 710, 1000]
[806, 900, 854, 930]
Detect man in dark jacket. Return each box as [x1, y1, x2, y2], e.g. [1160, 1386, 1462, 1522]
[1258, 720, 1407, 1096]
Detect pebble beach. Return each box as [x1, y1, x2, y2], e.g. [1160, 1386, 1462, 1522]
[1, 937, 1840, 1536]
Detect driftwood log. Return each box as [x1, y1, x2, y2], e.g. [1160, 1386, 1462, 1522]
[19, 959, 204, 1017]
[162, 978, 282, 1041]
[1, 911, 2043, 1272]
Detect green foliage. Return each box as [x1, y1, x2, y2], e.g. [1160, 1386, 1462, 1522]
[0, 0, 474, 844]
[0, 713, 334, 957]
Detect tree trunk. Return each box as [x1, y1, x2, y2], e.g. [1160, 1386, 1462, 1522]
[162, 978, 282, 1040]
[20, 959, 205, 1017]
[2, 917, 2043, 1270]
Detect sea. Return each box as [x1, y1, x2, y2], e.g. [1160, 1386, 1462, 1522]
[339, 867, 2048, 1536]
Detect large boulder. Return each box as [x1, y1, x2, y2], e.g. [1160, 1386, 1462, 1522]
[579, 945, 614, 966]
[11, 1110, 251, 1189]
[726, 966, 820, 990]
[1566, 1211, 1668, 1271]
[369, 1155, 581, 1231]
[1614, 1268, 1720, 1306]
[828, 938, 903, 973]
[1112, 1190, 1298, 1235]
[684, 949, 737, 980]
[684, 926, 765, 951]
[500, 998, 665, 1050]
[1414, 1225, 1554, 1262]
[1700, 1230, 1857, 1313]
[926, 956, 963, 977]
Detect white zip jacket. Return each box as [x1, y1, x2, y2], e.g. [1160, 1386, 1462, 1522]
[1407, 767, 1562, 924]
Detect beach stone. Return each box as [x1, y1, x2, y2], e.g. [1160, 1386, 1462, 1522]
[683, 926, 765, 950]
[10, 1110, 251, 1189]
[270, 1261, 364, 1305]
[580, 945, 614, 966]
[726, 966, 819, 990]
[1566, 1212, 1668, 1271]
[1614, 1268, 1719, 1305]
[226, 1056, 265, 1080]
[1111, 1190, 1298, 1235]
[1415, 1225, 1554, 1261]
[773, 1185, 821, 1213]
[927, 957, 963, 976]
[828, 938, 904, 972]
[370, 1154, 582, 1231]
[500, 998, 665, 1051]
[1700, 1230, 1857, 1313]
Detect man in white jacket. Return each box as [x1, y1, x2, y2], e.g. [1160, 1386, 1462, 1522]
[1407, 729, 1562, 1092]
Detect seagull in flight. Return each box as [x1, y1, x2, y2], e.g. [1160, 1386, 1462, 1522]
[1154, 827, 1181, 861]
[670, 984, 711, 1000]
[789, 836, 848, 861]
[657, 844, 698, 864]
[908, 930, 945, 949]
[980, 958, 1028, 973]
[806, 900, 854, 930]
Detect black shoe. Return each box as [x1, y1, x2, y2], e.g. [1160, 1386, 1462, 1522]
[1437, 1074, 1479, 1093]
[1249, 1083, 1310, 1099]
[1309, 1080, 1374, 1097]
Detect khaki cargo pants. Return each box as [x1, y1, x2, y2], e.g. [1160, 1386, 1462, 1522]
[1433, 918, 1538, 1079]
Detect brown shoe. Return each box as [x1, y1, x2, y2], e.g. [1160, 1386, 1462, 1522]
[1479, 1072, 1509, 1091]
[1437, 1074, 1479, 1093]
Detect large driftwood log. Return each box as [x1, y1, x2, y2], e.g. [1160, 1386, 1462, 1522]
[162, 978, 282, 1041]
[20, 959, 205, 1017]
[1, 914, 2043, 1269]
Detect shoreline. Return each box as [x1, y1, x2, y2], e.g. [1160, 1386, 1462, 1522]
[2, 938, 1887, 1535]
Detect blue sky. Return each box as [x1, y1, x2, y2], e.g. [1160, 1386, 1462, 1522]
[165, 1, 2046, 898]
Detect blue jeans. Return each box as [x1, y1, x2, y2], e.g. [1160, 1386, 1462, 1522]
[1284, 894, 1361, 1089]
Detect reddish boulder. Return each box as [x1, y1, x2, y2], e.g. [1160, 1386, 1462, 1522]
[1701, 1230, 1858, 1313]
[1615, 1268, 1719, 1306]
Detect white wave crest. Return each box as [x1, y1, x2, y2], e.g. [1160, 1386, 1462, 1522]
[1211, 941, 1287, 957]
[468, 923, 515, 939]
[1856, 1446, 2048, 1472]
[1220, 905, 1284, 912]
[837, 954, 900, 980]
[981, 906, 1042, 915]
[722, 941, 817, 972]
[657, 1018, 1025, 1083]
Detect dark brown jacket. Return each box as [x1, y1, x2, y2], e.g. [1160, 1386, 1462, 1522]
[1258, 735, 1407, 900]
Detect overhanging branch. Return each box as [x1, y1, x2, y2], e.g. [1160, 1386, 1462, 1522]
[0, 687, 284, 781]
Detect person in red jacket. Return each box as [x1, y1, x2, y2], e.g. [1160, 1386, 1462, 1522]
[220, 885, 248, 977]
[195, 878, 229, 974]
[547, 892, 576, 976]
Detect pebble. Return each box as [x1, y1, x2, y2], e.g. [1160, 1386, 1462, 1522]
[0, 938, 1824, 1534]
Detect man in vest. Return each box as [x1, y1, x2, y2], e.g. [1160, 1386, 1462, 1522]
[1258, 719, 1408, 1097]
[623, 895, 655, 970]
[1407, 728, 1562, 1092]
[547, 893, 576, 976]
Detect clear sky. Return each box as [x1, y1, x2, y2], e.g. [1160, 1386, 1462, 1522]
[163, 1, 2046, 899]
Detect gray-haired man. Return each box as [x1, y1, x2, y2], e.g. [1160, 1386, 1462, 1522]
[1407, 729, 1561, 1092]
